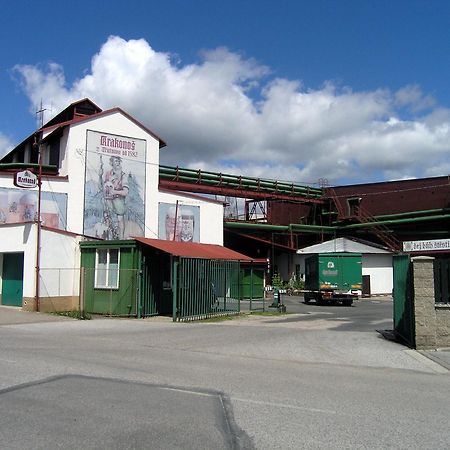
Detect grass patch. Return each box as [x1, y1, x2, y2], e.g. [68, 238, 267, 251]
[200, 314, 243, 322]
[50, 310, 91, 320]
[200, 310, 291, 322]
[250, 311, 292, 316]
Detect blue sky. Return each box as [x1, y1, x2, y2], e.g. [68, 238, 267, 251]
[1, 0, 450, 185]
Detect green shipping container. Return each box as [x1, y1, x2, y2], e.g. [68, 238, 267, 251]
[305, 253, 362, 292]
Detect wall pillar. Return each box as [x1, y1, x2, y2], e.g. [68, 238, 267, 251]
[412, 256, 437, 349]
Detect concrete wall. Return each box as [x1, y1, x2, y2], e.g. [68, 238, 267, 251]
[411, 256, 450, 349]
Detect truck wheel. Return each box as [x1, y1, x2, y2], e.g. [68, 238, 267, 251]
[343, 300, 353, 307]
[304, 294, 311, 304]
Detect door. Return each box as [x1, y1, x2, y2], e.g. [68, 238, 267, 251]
[393, 254, 414, 347]
[2, 253, 24, 307]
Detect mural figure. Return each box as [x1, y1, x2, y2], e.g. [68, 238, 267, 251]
[83, 131, 146, 240]
[102, 156, 129, 239]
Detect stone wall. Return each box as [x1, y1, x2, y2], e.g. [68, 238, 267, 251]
[412, 257, 450, 349]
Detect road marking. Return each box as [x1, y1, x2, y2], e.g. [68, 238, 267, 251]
[160, 386, 217, 397]
[231, 397, 350, 416]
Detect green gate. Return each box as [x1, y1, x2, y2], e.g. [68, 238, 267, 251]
[175, 258, 241, 321]
[433, 257, 450, 304]
[393, 254, 415, 347]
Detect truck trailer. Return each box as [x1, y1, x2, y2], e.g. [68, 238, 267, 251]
[303, 253, 362, 306]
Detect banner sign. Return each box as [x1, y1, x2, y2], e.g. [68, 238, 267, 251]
[403, 239, 450, 252]
[0, 187, 67, 228]
[158, 202, 200, 243]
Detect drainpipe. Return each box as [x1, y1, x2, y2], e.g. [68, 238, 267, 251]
[34, 136, 43, 312]
[173, 200, 179, 241]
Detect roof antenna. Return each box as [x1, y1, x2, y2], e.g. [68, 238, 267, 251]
[36, 99, 48, 128]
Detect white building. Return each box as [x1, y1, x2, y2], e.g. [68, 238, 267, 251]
[0, 99, 224, 311]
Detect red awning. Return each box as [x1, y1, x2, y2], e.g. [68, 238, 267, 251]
[134, 237, 254, 261]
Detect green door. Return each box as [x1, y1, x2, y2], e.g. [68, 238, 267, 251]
[2, 253, 24, 307]
[393, 254, 414, 347]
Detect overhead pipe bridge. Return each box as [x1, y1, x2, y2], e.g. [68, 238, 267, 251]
[159, 165, 325, 204]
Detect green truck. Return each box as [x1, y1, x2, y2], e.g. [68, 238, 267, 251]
[304, 253, 362, 306]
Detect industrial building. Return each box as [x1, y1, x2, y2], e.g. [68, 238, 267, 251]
[2, 98, 450, 318]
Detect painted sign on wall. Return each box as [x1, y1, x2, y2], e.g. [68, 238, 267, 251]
[0, 187, 67, 229]
[158, 203, 200, 243]
[84, 131, 146, 240]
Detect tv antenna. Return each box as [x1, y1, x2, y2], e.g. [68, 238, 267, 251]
[36, 100, 48, 128]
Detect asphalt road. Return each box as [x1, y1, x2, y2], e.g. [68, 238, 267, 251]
[243, 295, 394, 332]
[1, 302, 449, 449]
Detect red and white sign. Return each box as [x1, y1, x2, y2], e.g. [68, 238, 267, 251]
[14, 170, 38, 189]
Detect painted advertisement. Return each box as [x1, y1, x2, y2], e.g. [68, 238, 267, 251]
[158, 203, 200, 243]
[0, 187, 67, 229]
[84, 131, 146, 240]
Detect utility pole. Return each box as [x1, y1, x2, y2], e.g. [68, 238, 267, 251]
[34, 101, 47, 312]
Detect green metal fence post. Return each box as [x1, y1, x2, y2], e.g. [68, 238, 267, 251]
[250, 264, 253, 311]
[136, 268, 141, 319]
[172, 259, 178, 322]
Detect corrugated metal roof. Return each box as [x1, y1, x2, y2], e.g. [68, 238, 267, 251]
[297, 237, 391, 254]
[135, 237, 254, 261]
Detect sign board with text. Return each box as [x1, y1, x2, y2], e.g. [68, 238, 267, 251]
[403, 239, 450, 252]
[14, 170, 37, 189]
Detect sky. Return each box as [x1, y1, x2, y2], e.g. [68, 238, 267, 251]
[1, 0, 450, 187]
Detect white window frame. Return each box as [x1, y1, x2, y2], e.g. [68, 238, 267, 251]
[95, 248, 120, 289]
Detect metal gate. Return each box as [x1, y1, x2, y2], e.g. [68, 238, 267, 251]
[175, 258, 241, 321]
[433, 257, 450, 304]
[393, 254, 415, 347]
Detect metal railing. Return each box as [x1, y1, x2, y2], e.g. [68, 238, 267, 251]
[176, 258, 241, 321]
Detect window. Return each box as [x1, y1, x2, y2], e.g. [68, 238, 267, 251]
[347, 197, 361, 216]
[95, 249, 120, 289]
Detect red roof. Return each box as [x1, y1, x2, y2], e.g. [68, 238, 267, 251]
[134, 237, 253, 261]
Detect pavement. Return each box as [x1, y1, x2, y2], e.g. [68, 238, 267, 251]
[0, 305, 74, 325]
[420, 348, 450, 370]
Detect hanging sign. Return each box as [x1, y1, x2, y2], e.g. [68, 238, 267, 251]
[13, 170, 38, 189]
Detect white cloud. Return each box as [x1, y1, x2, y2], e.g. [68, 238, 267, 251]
[12, 35, 450, 185]
[0, 133, 14, 158]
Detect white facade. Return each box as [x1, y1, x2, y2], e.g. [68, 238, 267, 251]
[0, 224, 83, 309]
[0, 100, 225, 310]
[361, 253, 393, 295]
